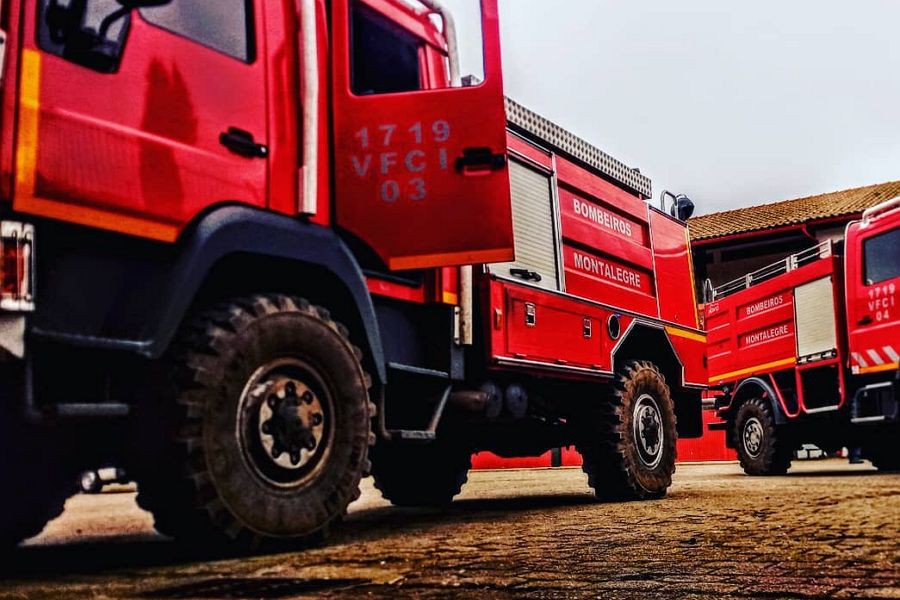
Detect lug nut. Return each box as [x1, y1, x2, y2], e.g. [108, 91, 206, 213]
[261, 420, 272, 434]
[301, 391, 314, 404]
[285, 381, 297, 396]
[290, 450, 301, 465]
[311, 413, 323, 426]
[267, 394, 278, 408]
[305, 437, 317, 451]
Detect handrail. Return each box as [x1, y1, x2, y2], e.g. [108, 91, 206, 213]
[862, 195, 900, 225]
[711, 240, 833, 300]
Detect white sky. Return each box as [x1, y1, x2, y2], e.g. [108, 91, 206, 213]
[451, 0, 900, 215]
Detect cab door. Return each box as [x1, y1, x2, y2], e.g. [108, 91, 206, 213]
[846, 214, 900, 374]
[332, 0, 513, 271]
[16, 0, 267, 241]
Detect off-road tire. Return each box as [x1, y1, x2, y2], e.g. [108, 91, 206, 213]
[133, 294, 374, 546]
[370, 439, 471, 507]
[0, 374, 76, 547]
[575, 361, 677, 501]
[733, 397, 793, 476]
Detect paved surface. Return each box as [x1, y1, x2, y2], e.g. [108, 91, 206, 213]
[1, 459, 898, 599]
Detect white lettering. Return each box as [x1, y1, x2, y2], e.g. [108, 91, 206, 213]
[744, 324, 790, 346]
[572, 251, 642, 289]
[572, 198, 633, 237]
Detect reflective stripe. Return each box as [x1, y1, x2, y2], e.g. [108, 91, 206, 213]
[867, 349, 885, 366]
[853, 352, 869, 368]
[884, 346, 900, 363]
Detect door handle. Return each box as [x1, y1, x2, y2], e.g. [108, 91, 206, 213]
[219, 127, 268, 159]
[857, 315, 873, 326]
[510, 268, 542, 283]
[456, 147, 507, 174]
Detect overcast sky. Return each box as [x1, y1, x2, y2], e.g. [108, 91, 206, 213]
[469, 0, 900, 215]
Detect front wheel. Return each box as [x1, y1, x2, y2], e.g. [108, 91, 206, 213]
[133, 295, 374, 546]
[576, 361, 677, 501]
[733, 397, 793, 475]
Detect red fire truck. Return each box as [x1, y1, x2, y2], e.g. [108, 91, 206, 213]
[0, 0, 706, 547]
[706, 197, 900, 475]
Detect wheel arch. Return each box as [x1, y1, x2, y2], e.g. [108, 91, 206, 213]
[153, 206, 386, 383]
[610, 321, 702, 439]
[730, 377, 788, 426]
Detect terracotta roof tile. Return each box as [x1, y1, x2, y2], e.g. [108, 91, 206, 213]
[689, 180, 900, 241]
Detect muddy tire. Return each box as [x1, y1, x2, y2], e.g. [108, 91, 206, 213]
[133, 295, 373, 546]
[0, 374, 76, 547]
[576, 361, 677, 501]
[733, 397, 793, 476]
[371, 439, 471, 507]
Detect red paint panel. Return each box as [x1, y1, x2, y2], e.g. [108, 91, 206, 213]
[20, 6, 270, 231]
[507, 132, 552, 170]
[332, 0, 515, 271]
[669, 334, 706, 386]
[705, 256, 839, 385]
[562, 245, 658, 316]
[489, 279, 622, 374]
[471, 452, 552, 469]
[555, 156, 645, 221]
[845, 209, 900, 372]
[650, 211, 699, 328]
[558, 187, 648, 247]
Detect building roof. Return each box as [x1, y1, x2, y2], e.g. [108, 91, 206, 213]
[689, 180, 900, 242]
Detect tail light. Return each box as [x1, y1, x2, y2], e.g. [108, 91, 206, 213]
[0, 221, 35, 311]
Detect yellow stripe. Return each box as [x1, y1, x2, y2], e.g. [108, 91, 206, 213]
[710, 357, 796, 382]
[15, 50, 41, 197]
[665, 326, 706, 343]
[13, 49, 179, 243]
[442, 291, 459, 305]
[857, 362, 899, 375]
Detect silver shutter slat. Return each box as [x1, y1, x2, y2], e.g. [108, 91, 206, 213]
[490, 159, 559, 290]
[794, 277, 838, 360]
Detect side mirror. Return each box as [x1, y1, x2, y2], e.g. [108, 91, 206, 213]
[42, 0, 170, 73]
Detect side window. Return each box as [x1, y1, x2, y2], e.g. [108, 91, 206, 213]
[139, 0, 255, 62]
[350, 2, 422, 95]
[37, 0, 132, 73]
[864, 228, 900, 284]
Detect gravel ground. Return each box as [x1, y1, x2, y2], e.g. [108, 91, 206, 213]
[1, 459, 898, 599]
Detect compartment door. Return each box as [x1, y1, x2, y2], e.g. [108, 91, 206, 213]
[794, 277, 838, 361]
[332, 0, 513, 270]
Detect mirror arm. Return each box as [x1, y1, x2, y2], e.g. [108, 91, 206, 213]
[98, 6, 130, 40]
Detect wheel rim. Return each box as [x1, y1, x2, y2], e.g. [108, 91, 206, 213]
[743, 416, 764, 458]
[236, 357, 334, 489]
[633, 393, 664, 469]
[81, 471, 98, 491]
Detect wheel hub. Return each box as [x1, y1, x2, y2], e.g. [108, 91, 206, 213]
[257, 378, 325, 470]
[743, 417, 764, 458]
[237, 358, 332, 488]
[633, 393, 664, 469]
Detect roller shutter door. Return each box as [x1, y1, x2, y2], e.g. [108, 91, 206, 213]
[490, 159, 559, 290]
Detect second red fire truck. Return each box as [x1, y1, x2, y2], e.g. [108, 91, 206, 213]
[706, 197, 899, 475]
[0, 0, 706, 547]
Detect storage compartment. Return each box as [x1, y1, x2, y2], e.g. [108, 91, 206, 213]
[488, 158, 560, 291]
[794, 276, 838, 361]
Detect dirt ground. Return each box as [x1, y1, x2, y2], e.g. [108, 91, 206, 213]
[1, 459, 898, 599]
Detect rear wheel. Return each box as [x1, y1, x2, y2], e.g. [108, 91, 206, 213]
[133, 294, 373, 546]
[733, 397, 793, 475]
[575, 361, 677, 501]
[371, 438, 471, 507]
